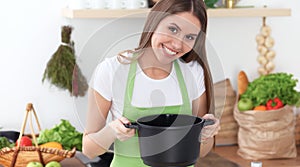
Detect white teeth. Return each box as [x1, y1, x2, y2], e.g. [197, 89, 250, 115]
[164, 46, 177, 55]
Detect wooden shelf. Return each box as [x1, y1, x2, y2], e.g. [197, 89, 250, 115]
[208, 7, 291, 17]
[62, 7, 291, 19]
[62, 8, 149, 18]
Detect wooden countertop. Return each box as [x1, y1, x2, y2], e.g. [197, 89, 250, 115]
[59, 145, 300, 167]
[214, 145, 300, 167]
[60, 157, 86, 167]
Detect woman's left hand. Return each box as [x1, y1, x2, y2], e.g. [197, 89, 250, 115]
[200, 114, 220, 142]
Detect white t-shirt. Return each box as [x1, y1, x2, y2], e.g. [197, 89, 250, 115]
[90, 56, 205, 120]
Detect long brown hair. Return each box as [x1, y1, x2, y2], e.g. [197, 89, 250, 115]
[123, 0, 215, 115]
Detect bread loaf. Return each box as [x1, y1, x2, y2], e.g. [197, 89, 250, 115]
[238, 71, 249, 95]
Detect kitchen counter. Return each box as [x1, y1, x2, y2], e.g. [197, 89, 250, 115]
[214, 145, 300, 167]
[59, 145, 300, 167]
[60, 157, 85, 167]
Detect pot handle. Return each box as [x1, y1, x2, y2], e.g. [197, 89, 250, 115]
[203, 119, 215, 127]
[124, 122, 138, 129]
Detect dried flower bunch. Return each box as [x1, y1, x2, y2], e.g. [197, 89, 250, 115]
[42, 26, 88, 97]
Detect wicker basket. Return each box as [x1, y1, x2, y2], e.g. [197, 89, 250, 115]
[0, 103, 76, 167]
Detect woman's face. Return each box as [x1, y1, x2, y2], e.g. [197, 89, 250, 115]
[151, 12, 201, 65]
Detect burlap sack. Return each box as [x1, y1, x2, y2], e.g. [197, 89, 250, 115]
[233, 103, 297, 160]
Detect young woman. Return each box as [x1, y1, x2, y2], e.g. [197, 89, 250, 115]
[82, 0, 220, 166]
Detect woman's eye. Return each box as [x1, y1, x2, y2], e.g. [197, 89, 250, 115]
[185, 35, 195, 41]
[168, 26, 178, 34]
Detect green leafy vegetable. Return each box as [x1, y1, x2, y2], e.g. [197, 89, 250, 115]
[240, 73, 300, 107]
[37, 119, 83, 151]
[0, 137, 14, 149]
[204, 0, 219, 8]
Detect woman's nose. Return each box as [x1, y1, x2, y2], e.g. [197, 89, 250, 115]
[171, 37, 183, 51]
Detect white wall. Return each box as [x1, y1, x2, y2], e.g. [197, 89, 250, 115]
[0, 0, 299, 132]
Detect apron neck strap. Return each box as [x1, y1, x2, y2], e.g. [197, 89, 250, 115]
[174, 60, 190, 110]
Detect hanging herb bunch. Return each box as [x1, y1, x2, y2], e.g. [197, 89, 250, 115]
[42, 25, 88, 97]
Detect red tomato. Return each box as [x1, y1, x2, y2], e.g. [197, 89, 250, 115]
[16, 136, 32, 146]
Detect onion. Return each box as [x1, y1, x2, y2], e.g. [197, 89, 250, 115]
[257, 45, 268, 55]
[257, 55, 268, 65]
[265, 61, 275, 71]
[266, 50, 276, 60]
[258, 66, 268, 75]
[261, 25, 271, 37]
[256, 34, 265, 45]
[264, 36, 275, 48]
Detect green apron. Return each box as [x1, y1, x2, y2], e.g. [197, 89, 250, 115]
[110, 59, 193, 167]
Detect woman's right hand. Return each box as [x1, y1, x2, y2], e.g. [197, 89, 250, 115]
[108, 117, 136, 141]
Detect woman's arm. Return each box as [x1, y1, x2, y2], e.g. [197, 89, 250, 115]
[82, 88, 114, 159]
[192, 92, 220, 157]
[82, 88, 136, 159]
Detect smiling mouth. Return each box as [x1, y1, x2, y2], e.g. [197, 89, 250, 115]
[162, 45, 178, 56]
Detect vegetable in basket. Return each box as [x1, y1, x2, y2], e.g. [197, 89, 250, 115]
[40, 141, 63, 149]
[240, 72, 300, 107]
[16, 136, 32, 147]
[253, 105, 267, 111]
[37, 119, 82, 151]
[266, 97, 284, 110]
[0, 137, 14, 149]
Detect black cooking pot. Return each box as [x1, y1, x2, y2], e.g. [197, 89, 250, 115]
[125, 114, 214, 167]
[0, 130, 20, 143]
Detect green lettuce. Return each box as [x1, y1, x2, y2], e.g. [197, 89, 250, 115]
[37, 119, 82, 151]
[240, 73, 300, 107]
[0, 137, 14, 149]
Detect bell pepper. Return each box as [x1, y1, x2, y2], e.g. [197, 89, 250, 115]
[266, 97, 283, 110]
